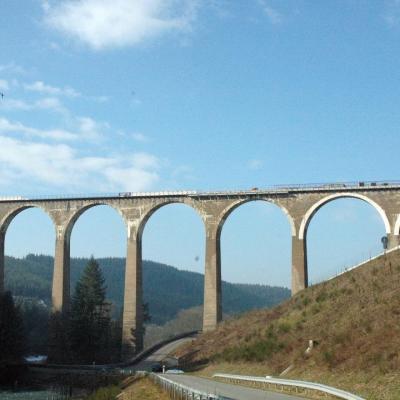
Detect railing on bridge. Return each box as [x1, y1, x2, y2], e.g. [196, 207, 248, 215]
[1, 180, 400, 202]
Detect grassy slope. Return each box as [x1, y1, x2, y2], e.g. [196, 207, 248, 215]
[119, 377, 171, 400]
[176, 250, 400, 399]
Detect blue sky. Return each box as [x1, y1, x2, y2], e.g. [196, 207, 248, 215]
[1, 0, 398, 289]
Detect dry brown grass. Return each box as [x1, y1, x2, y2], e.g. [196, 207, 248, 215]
[176, 250, 400, 399]
[118, 377, 171, 400]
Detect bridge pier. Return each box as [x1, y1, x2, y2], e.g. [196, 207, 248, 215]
[52, 231, 70, 313]
[291, 236, 308, 295]
[122, 231, 143, 360]
[387, 233, 400, 250]
[203, 226, 222, 332]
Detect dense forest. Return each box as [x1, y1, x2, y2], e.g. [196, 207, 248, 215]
[5, 254, 290, 325]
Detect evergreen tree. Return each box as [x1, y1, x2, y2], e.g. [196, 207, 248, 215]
[0, 291, 25, 364]
[69, 257, 111, 363]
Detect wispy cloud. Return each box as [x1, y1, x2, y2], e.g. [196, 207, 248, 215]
[131, 132, 150, 142]
[0, 64, 163, 192]
[0, 115, 107, 141]
[0, 63, 26, 74]
[0, 117, 78, 141]
[0, 135, 160, 191]
[42, 0, 199, 50]
[0, 96, 67, 113]
[25, 81, 80, 97]
[257, 0, 283, 24]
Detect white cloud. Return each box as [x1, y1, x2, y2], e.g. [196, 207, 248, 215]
[0, 97, 67, 113]
[42, 0, 199, 50]
[0, 63, 26, 74]
[132, 132, 149, 142]
[257, 0, 282, 24]
[0, 115, 108, 141]
[0, 99, 31, 111]
[0, 134, 159, 191]
[25, 81, 80, 97]
[35, 97, 67, 113]
[0, 117, 78, 141]
[76, 116, 106, 140]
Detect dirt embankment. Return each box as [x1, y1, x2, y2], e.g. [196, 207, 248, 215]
[176, 250, 400, 399]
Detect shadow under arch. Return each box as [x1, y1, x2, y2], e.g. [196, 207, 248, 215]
[299, 193, 391, 241]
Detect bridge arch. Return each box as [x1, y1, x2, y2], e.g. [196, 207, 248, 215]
[137, 199, 205, 239]
[216, 198, 295, 238]
[0, 204, 56, 299]
[64, 201, 127, 240]
[299, 193, 391, 240]
[0, 204, 56, 236]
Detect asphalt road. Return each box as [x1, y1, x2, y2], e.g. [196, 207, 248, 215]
[133, 336, 196, 371]
[160, 374, 306, 400]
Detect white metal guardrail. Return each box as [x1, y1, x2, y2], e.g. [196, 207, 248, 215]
[213, 373, 365, 400]
[150, 373, 233, 400]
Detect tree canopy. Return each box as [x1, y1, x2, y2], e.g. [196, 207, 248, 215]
[0, 291, 25, 365]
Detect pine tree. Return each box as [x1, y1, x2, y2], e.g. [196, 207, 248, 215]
[0, 291, 25, 365]
[69, 257, 111, 363]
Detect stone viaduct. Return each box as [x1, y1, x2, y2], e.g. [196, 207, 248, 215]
[1, 181, 400, 359]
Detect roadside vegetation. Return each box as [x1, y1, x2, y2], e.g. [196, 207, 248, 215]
[176, 250, 400, 399]
[116, 377, 170, 400]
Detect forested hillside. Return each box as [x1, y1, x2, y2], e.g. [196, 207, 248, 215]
[4, 254, 289, 324]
